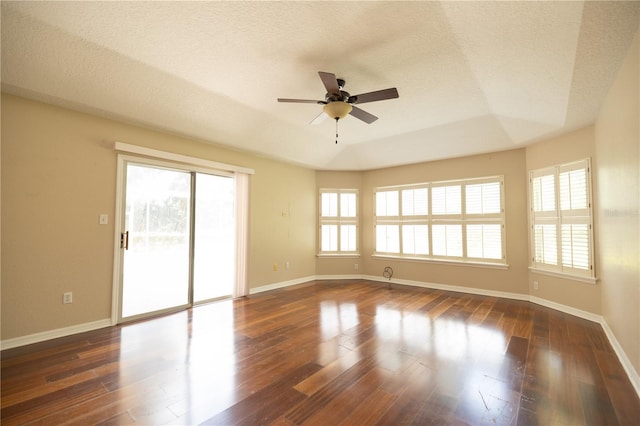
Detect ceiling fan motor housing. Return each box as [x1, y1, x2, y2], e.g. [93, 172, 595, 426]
[325, 90, 351, 103]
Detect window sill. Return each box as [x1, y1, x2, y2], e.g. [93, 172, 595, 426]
[372, 254, 509, 270]
[528, 267, 598, 284]
[317, 253, 361, 258]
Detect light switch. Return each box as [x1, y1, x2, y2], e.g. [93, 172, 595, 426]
[99, 214, 108, 225]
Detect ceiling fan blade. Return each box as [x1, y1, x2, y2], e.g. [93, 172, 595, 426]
[318, 71, 340, 94]
[350, 88, 398, 104]
[310, 111, 328, 125]
[278, 98, 324, 104]
[349, 106, 378, 124]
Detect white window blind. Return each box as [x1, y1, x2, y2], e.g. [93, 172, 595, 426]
[340, 193, 357, 217]
[560, 168, 587, 211]
[321, 225, 338, 251]
[431, 185, 461, 215]
[402, 188, 428, 216]
[340, 224, 357, 251]
[432, 224, 463, 257]
[533, 224, 558, 265]
[376, 224, 400, 253]
[374, 176, 505, 263]
[402, 224, 429, 255]
[466, 182, 501, 214]
[561, 224, 589, 270]
[321, 193, 338, 217]
[532, 174, 556, 213]
[319, 189, 358, 254]
[530, 159, 594, 278]
[467, 224, 502, 259]
[376, 190, 399, 217]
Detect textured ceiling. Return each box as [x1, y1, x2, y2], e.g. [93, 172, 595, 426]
[2, 1, 639, 170]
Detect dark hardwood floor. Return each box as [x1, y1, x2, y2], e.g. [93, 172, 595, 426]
[2, 280, 639, 425]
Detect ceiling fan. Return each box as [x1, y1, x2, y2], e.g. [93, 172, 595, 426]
[278, 71, 398, 142]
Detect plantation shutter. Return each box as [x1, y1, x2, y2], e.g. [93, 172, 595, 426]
[465, 181, 504, 260]
[558, 161, 591, 274]
[529, 159, 593, 278]
[319, 189, 358, 254]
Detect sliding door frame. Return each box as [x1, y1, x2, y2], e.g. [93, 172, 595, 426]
[111, 153, 240, 325]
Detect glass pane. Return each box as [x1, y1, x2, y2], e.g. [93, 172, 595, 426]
[432, 224, 462, 257]
[321, 193, 338, 217]
[561, 224, 589, 270]
[432, 185, 461, 215]
[376, 225, 399, 253]
[467, 224, 502, 259]
[466, 182, 501, 214]
[402, 225, 429, 255]
[560, 169, 587, 211]
[376, 191, 399, 216]
[321, 225, 338, 251]
[402, 188, 428, 216]
[193, 173, 235, 302]
[534, 224, 557, 265]
[340, 225, 357, 251]
[123, 164, 191, 318]
[340, 193, 357, 217]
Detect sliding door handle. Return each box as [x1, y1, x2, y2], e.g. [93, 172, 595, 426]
[120, 231, 129, 250]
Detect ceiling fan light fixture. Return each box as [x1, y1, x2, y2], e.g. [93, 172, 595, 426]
[323, 101, 352, 120]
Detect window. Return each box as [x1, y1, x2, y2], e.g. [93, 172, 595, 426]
[319, 189, 358, 254]
[530, 159, 594, 279]
[374, 177, 505, 264]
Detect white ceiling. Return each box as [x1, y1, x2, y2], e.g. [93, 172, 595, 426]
[2, 1, 638, 171]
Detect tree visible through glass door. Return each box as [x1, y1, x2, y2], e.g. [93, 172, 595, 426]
[122, 164, 191, 318]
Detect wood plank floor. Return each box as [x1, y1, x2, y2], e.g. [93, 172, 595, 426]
[2, 280, 639, 425]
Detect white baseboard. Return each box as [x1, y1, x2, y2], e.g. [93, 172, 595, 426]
[1, 318, 112, 351]
[249, 275, 319, 294]
[314, 274, 365, 281]
[529, 295, 602, 323]
[600, 320, 640, 398]
[362, 274, 530, 302]
[529, 297, 640, 398]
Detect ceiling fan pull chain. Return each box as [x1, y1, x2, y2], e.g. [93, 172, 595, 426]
[335, 118, 339, 144]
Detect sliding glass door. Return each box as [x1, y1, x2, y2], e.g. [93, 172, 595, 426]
[122, 164, 191, 318]
[193, 173, 235, 302]
[119, 161, 234, 321]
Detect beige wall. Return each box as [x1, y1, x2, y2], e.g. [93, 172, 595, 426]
[595, 29, 639, 372]
[249, 159, 316, 287]
[358, 149, 530, 295]
[525, 126, 601, 314]
[1, 94, 316, 339]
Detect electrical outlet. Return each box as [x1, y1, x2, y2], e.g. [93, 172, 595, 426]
[354, 263, 359, 271]
[533, 281, 539, 290]
[99, 214, 108, 225]
[285, 261, 290, 270]
[63, 292, 73, 304]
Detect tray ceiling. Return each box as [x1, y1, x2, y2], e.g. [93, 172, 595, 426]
[2, 1, 638, 170]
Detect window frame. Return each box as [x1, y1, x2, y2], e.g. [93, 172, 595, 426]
[318, 188, 359, 256]
[529, 158, 596, 283]
[373, 176, 506, 266]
